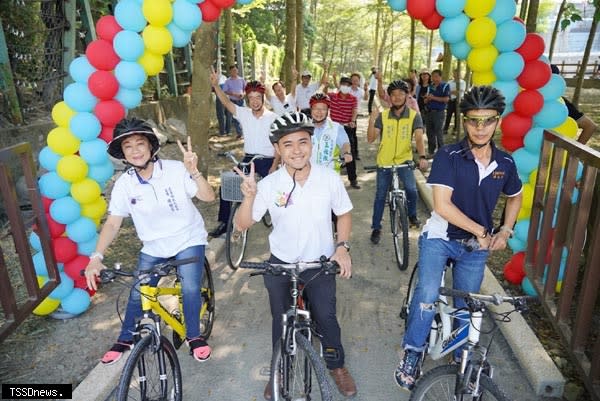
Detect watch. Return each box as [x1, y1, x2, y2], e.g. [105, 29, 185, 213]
[335, 241, 351, 252]
[480, 228, 489, 239]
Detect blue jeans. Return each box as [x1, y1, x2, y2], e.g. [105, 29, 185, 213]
[371, 166, 419, 230]
[118, 245, 206, 342]
[402, 234, 489, 352]
[226, 98, 244, 136]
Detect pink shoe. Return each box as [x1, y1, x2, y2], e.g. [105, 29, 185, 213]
[101, 341, 133, 365]
[187, 337, 211, 362]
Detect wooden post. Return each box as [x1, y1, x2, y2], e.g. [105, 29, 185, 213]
[0, 18, 23, 125]
[77, 0, 96, 44]
[164, 52, 178, 96]
[63, 0, 77, 88]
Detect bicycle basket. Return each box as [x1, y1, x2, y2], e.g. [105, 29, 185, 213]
[220, 171, 244, 202]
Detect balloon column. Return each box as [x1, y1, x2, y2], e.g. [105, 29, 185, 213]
[35, 0, 253, 317]
[387, 0, 579, 295]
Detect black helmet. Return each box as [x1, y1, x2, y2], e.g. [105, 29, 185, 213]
[269, 112, 314, 143]
[460, 86, 506, 115]
[108, 118, 160, 160]
[339, 76, 352, 86]
[387, 80, 409, 95]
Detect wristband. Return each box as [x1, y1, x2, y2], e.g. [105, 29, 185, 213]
[499, 225, 514, 237]
[419, 155, 427, 160]
[343, 152, 352, 156]
[480, 228, 489, 239]
[191, 171, 202, 180]
[90, 252, 104, 261]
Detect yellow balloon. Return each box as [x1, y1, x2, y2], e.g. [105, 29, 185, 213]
[518, 206, 531, 220]
[552, 116, 578, 139]
[138, 50, 165, 76]
[466, 17, 497, 48]
[142, 25, 173, 55]
[52, 101, 76, 128]
[522, 183, 534, 208]
[71, 178, 102, 204]
[471, 70, 496, 85]
[528, 169, 537, 186]
[47, 127, 81, 156]
[33, 296, 60, 316]
[56, 155, 89, 183]
[467, 45, 498, 72]
[93, 217, 102, 228]
[81, 196, 108, 220]
[465, 0, 496, 19]
[143, 0, 173, 27]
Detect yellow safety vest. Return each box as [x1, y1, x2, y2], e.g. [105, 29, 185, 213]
[376, 108, 417, 166]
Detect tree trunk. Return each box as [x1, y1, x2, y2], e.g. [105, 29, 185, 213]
[520, 0, 529, 21]
[572, 9, 598, 107]
[307, 0, 318, 61]
[223, 8, 234, 68]
[189, 22, 217, 174]
[549, 0, 567, 61]
[525, 0, 539, 32]
[377, 11, 391, 79]
[282, 0, 296, 87]
[373, 0, 382, 66]
[295, 0, 304, 73]
[427, 30, 434, 69]
[409, 18, 415, 73]
[442, 42, 452, 80]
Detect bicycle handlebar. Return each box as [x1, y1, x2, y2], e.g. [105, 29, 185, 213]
[439, 287, 538, 309]
[363, 161, 416, 171]
[239, 257, 339, 276]
[97, 257, 201, 284]
[224, 151, 265, 167]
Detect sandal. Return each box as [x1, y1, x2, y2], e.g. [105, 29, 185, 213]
[101, 341, 133, 365]
[187, 337, 211, 362]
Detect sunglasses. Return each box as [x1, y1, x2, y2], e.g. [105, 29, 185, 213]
[463, 115, 500, 128]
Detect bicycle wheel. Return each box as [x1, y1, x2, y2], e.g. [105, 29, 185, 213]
[409, 364, 510, 401]
[200, 258, 215, 339]
[399, 262, 419, 322]
[117, 334, 183, 401]
[226, 202, 249, 270]
[390, 195, 409, 271]
[271, 332, 333, 401]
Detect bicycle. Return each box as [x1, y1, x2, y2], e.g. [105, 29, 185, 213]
[399, 259, 535, 401]
[239, 257, 338, 401]
[99, 257, 215, 401]
[220, 151, 272, 270]
[364, 161, 415, 271]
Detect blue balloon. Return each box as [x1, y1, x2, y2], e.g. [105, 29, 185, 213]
[440, 13, 470, 44]
[33, 252, 49, 276]
[66, 216, 97, 243]
[489, 0, 517, 25]
[88, 159, 115, 183]
[538, 74, 566, 101]
[513, 148, 540, 177]
[173, 0, 202, 31]
[493, 80, 519, 104]
[493, 52, 524, 82]
[168, 23, 193, 48]
[50, 272, 75, 300]
[115, 87, 143, 109]
[436, 0, 465, 18]
[77, 233, 98, 256]
[60, 288, 91, 315]
[521, 277, 538, 296]
[113, 30, 145, 62]
[115, 0, 147, 32]
[29, 231, 42, 252]
[387, 0, 407, 12]
[508, 236, 526, 252]
[63, 82, 98, 112]
[523, 127, 544, 153]
[39, 146, 61, 171]
[514, 219, 530, 242]
[237, 0, 252, 4]
[70, 112, 101, 141]
[576, 162, 583, 181]
[534, 100, 568, 129]
[39, 172, 71, 199]
[115, 61, 147, 90]
[49, 196, 81, 225]
[493, 20, 526, 52]
[80, 139, 109, 165]
[69, 56, 96, 84]
[450, 40, 471, 60]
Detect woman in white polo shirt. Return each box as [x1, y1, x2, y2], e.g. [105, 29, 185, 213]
[84, 118, 215, 365]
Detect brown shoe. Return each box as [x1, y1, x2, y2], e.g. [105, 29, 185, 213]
[330, 367, 357, 397]
[264, 379, 272, 400]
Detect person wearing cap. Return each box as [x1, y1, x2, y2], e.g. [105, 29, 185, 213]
[233, 112, 357, 399]
[84, 117, 216, 365]
[295, 69, 326, 117]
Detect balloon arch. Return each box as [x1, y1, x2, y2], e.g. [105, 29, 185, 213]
[31, 0, 576, 316]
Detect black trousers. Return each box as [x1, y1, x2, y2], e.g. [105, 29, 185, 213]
[443, 99, 458, 132]
[263, 254, 345, 369]
[344, 125, 358, 183]
[368, 89, 376, 113]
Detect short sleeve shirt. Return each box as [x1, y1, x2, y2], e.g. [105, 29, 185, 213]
[234, 105, 278, 156]
[427, 81, 450, 111]
[296, 82, 320, 109]
[222, 77, 246, 101]
[329, 92, 357, 124]
[422, 139, 522, 240]
[251, 164, 353, 262]
[269, 94, 297, 116]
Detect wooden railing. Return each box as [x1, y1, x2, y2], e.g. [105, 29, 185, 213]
[525, 130, 600, 401]
[554, 61, 600, 89]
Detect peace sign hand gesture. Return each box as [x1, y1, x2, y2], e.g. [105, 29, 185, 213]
[177, 136, 199, 175]
[233, 162, 257, 199]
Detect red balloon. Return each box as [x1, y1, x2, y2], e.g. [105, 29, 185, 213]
[88, 71, 119, 100]
[503, 261, 525, 284]
[200, 1, 222, 22]
[407, 0, 435, 20]
[94, 100, 126, 127]
[96, 15, 122, 42]
[86, 39, 120, 71]
[41, 196, 53, 213]
[513, 16, 525, 24]
[45, 213, 66, 238]
[517, 60, 551, 90]
[516, 33, 545, 62]
[52, 237, 78, 263]
[422, 10, 443, 30]
[64, 255, 90, 281]
[501, 135, 524, 152]
[513, 90, 544, 117]
[501, 112, 532, 139]
[99, 125, 115, 143]
[211, 0, 236, 8]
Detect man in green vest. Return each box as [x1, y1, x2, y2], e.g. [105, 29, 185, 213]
[367, 80, 428, 244]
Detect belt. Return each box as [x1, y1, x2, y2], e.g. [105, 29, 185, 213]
[452, 237, 480, 252]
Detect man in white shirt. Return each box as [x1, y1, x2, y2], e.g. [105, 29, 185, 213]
[443, 69, 467, 135]
[367, 66, 378, 114]
[295, 69, 326, 117]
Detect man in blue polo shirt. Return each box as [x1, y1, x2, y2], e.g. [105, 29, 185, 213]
[394, 86, 523, 391]
[423, 69, 450, 157]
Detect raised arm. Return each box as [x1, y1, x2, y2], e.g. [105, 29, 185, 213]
[233, 163, 258, 231]
[367, 109, 380, 143]
[210, 67, 237, 115]
[178, 136, 215, 202]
